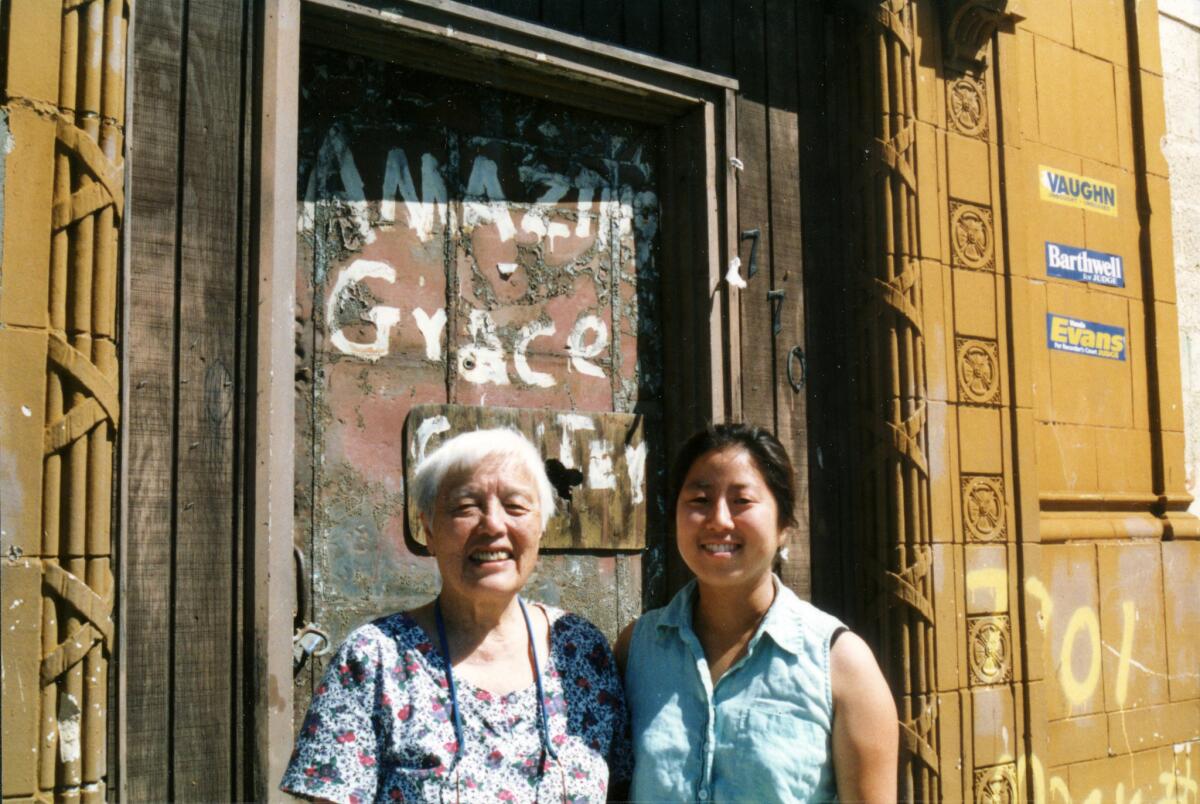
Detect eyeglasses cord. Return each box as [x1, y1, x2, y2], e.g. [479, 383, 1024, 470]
[434, 596, 562, 802]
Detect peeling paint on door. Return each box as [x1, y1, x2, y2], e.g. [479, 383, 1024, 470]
[294, 47, 666, 723]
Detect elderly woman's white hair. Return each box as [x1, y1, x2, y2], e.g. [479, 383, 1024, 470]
[413, 428, 558, 530]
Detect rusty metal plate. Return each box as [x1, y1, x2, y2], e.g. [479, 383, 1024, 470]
[404, 403, 646, 550]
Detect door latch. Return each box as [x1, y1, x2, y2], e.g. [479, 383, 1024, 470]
[786, 345, 807, 393]
[293, 623, 333, 675]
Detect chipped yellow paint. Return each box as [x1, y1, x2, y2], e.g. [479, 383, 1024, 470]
[1116, 600, 1137, 708]
[967, 567, 1009, 612]
[1027, 576, 1054, 629]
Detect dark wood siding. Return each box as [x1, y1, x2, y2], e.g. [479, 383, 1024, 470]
[123, 0, 836, 792]
[124, 1, 254, 798]
[456, 0, 822, 596]
[484, 0, 816, 595]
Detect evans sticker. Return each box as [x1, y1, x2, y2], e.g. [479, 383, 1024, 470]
[1046, 314, 1126, 361]
[1039, 166, 1118, 217]
[1045, 242, 1125, 288]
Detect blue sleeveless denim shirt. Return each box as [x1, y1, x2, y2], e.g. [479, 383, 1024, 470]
[626, 578, 845, 803]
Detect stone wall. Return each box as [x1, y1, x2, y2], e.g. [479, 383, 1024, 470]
[1163, 0, 1200, 517]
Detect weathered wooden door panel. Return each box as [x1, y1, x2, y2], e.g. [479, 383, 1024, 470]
[294, 46, 665, 721]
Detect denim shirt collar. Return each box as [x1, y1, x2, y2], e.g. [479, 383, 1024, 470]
[656, 575, 808, 657]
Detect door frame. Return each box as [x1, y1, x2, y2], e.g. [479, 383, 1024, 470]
[253, 0, 739, 793]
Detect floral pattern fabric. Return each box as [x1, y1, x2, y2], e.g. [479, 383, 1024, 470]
[281, 605, 630, 803]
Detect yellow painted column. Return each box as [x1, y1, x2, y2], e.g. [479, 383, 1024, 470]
[1, 1, 127, 799]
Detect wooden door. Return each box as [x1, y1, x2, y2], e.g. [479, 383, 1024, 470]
[293, 44, 669, 722]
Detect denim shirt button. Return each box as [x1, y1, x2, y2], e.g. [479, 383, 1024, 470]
[698, 789, 709, 800]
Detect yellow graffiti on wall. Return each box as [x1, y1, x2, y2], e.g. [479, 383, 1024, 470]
[967, 567, 1010, 612]
[1022, 577, 1142, 708]
[1116, 601, 1136, 708]
[1059, 605, 1103, 706]
[1013, 743, 1198, 804]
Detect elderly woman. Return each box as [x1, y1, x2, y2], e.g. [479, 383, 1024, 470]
[281, 428, 629, 803]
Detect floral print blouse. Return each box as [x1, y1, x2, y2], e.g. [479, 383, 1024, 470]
[280, 605, 630, 803]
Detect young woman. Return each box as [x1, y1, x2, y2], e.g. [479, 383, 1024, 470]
[617, 424, 898, 803]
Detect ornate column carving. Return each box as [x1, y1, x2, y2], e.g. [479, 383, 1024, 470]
[842, 1, 939, 800]
[938, 0, 1025, 72]
[0, 0, 128, 801]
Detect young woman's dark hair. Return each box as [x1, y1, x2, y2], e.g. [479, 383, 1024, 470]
[670, 422, 798, 529]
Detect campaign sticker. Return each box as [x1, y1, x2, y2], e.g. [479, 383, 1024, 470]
[1039, 166, 1118, 217]
[1046, 314, 1127, 361]
[1045, 242, 1125, 288]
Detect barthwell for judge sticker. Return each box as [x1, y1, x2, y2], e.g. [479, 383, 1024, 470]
[1045, 242, 1125, 288]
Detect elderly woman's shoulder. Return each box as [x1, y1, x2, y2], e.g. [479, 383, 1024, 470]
[332, 611, 422, 659]
[539, 605, 620, 659]
[544, 605, 606, 640]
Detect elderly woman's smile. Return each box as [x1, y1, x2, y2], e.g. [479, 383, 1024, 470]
[427, 456, 544, 598]
[470, 549, 513, 563]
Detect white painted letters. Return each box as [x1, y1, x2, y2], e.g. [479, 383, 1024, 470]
[556, 414, 595, 469]
[414, 415, 451, 463]
[412, 307, 447, 361]
[301, 124, 374, 245]
[514, 320, 557, 388]
[625, 441, 648, 504]
[567, 315, 609, 378]
[380, 148, 448, 242]
[458, 309, 510, 385]
[464, 155, 517, 242]
[587, 439, 617, 490]
[327, 259, 401, 361]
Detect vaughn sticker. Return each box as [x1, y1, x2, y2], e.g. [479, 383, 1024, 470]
[1045, 242, 1125, 288]
[1039, 165, 1118, 217]
[1046, 314, 1127, 361]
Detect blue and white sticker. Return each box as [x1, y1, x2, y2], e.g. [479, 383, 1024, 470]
[1046, 314, 1127, 361]
[1045, 242, 1125, 288]
[1038, 165, 1118, 216]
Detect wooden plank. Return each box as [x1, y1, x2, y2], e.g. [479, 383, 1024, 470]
[254, 1, 300, 798]
[170, 0, 245, 796]
[657, 113, 694, 595]
[622, 0, 661, 55]
[483, 0, 539, 20]
[123, 0, 184, 798]
[795, 3, 838, 606]
[657, 103, 723, 595]
[764, 0, 809, 598]
[303, 0, 737, 102]
[731, 0, 774, 433]
[697, 100, 725, 428]
[661, 0, 699, 66]
[301, 16, 708, 126]
[697, 0, 733, 75]
[231, 5, 256, 797]
[582, 0, 622, 44]
[701, 7, 739, 444]
[721, 88, 742, 422]
[539, 0, 583, 34]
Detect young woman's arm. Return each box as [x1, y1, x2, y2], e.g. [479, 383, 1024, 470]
[830, 631, 900, 803]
